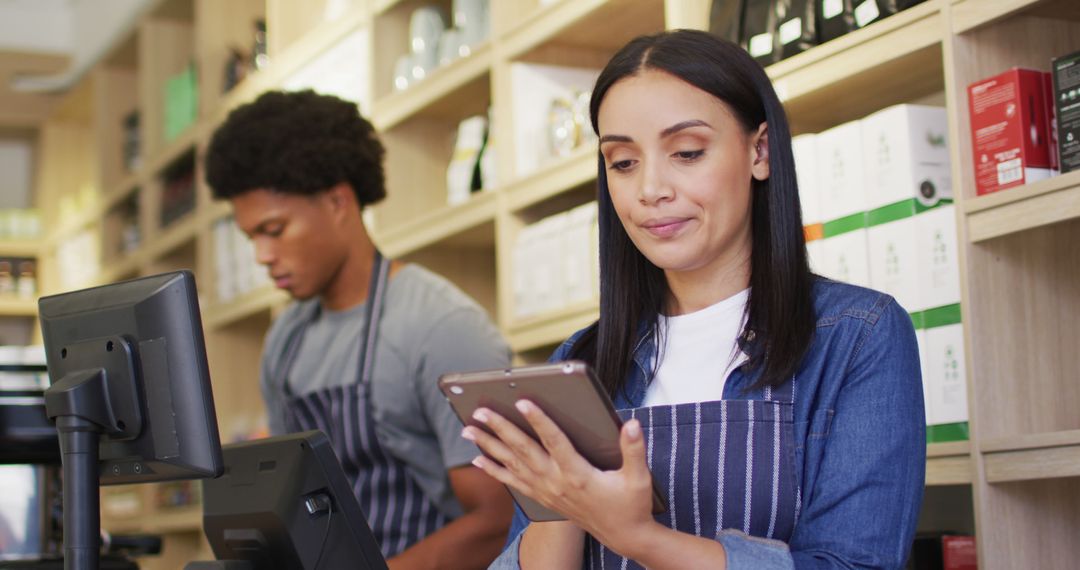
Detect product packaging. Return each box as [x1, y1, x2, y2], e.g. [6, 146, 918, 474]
[922, 306, 968, 443]
[776, 0, 817, 60]
[817, 0, 854, 43]
[1051, 50, 1080, 174]
[968, 67, 1053, 195]
[742, 0, 778, 67]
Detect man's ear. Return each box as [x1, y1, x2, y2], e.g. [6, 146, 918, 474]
[324, 182, 359, 220]
[751, 122, 769, 181]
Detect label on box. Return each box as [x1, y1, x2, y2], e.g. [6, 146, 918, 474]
[854, 0, 881, 27]
[749, 33, 774, 57]
[822, 0, 843, 19]
[1053, 51, 1080, 173]
[780, 18, 803, 45]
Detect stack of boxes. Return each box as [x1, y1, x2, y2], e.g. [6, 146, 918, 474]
[511, 202, 599, 320]
[795, 103, 967, 443]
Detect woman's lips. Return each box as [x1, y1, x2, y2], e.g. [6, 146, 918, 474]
[273, 275, 292, 289]
[641, 217, 690, 238]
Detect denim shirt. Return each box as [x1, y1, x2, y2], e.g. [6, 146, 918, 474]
[491, 278, 926, 569]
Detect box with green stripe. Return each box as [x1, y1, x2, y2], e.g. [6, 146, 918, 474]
[912, 304, 968, 443]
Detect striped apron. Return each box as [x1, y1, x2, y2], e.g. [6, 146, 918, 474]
[277, 252, 448, 558]
[587, 380, 800, 568]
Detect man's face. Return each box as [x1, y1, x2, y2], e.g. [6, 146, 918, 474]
[231, 188, 348, 300]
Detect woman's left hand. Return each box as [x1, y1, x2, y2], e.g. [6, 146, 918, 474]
[463, 400, 659, 558]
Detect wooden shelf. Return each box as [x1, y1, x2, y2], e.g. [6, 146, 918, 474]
[769, 0, 944, 132]
[204, 285, 288, 330]
[504, 144, 596, 212]
[950, 0, 1080, 34]
[507, 299, 598, 352]
[981, 431, 1080, 483]
[0, 240, 41, 258]
[963, 171, 1080, 243]
[0, 296, 37, 317]
[372, 43, 494, 132]
[926, 441, 973, 486]
[377, 190, 497, 257]
[500, 0, 664, 61]
[145, 211, 202, 263]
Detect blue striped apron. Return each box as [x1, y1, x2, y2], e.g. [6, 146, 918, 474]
[587, 380, 800, 568]
[276, 252, 448, 558]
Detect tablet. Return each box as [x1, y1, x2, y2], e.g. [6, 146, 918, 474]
[439, 360, 666, 521]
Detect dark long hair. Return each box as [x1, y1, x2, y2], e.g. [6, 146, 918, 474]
[572, 29, 815, 395]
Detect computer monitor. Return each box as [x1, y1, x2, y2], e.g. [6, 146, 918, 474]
[193, 431, 387, 570]
[38, 271, 223, 568]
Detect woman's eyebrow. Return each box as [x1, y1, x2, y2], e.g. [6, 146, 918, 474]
[660, 119, 712, 138]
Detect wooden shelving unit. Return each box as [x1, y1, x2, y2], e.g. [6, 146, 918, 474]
[28, 0, 1080, 567]
[963, 171, 1080, 242]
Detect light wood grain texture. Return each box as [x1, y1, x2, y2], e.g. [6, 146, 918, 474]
[507, 299, 598, 353]
[964, 218, 1080, 441]
[975, 478, 1080, 569]
[194, 0, 266, 118]
[0, 240, 41, 259]
[951, 0, 1080, 34]
[980, 429, 1080, 453]
[376, 190, 497, 257]
[771, 0, 944, 134]
[0, 296, 37, 317]
[372, 43, 493, 131]
[500, 0, 664, 61]
[964, 171, 1080, 242]
[984, 444, 1080, 482]
[375, 116, 459, 228]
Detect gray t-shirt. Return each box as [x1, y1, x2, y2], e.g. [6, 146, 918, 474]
[260, 264, 510, 518]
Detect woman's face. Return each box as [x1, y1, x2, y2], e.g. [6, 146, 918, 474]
[597, 69, 768, 283]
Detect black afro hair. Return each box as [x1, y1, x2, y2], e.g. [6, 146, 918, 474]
[204, 90, 386, 207]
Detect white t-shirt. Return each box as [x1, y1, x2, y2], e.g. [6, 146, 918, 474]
[642, 288, 750, 407]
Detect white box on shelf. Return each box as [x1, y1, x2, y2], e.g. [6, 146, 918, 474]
[816, 120, 865, 222]
[563, 202, 597, 305]
[792, 133, 820, 225]
[512, 223, 538, 319]
[534, 212, 568, 315]
[282, 28, 371, 114]
[806, 238, 826, 275]
[925, 322, 967, 427]
[861, 104, 952, 211]
[915, 327, 933, 427]
[916, 205, 962, 310]
[213, 218, 237, 303]
[867, 216, 920, 313]
[820, 229, 871, 287]
[510, 62, 600, 178]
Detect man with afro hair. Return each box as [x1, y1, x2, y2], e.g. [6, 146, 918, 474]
[205, 90, 513, 568]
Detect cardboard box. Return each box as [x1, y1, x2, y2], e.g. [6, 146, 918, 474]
[820, 228, 871, 287]
[915, 324, 933, 428]
[1044, 71, 1060, 173]
[925, 319, 968, 436]
[860, 104, 951, 211]
[563, 203, 597, 305]
[816, 121, 865, 221]
[792, 133, 821, 225]
[916, 205, 962, 310]
[867, 216, 920, 312]
[968, 68, 1053, 195]
[1051, 50, 1080, 174]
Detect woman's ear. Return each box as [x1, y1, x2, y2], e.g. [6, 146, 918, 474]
[751, 122, 770, 181]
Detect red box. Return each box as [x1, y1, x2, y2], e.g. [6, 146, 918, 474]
[968, 68, 1053, 195]
[942, 535, 977, 570]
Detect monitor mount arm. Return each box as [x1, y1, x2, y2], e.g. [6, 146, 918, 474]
[44, 337, 143, 570]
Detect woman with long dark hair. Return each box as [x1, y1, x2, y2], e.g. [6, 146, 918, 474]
[466, 29, 924, 569]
